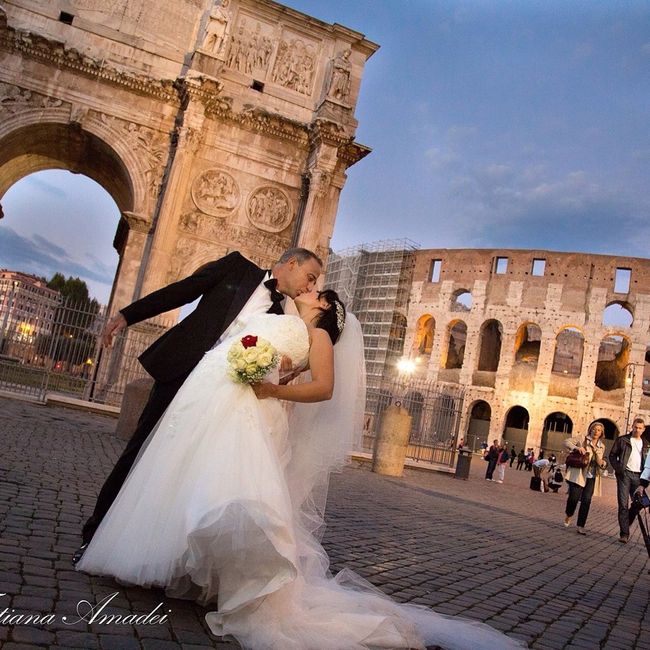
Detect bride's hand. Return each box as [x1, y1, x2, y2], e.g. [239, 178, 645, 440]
[251, 382, 277, 399]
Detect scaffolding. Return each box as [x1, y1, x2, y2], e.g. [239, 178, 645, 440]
[325, 239, 420, 390]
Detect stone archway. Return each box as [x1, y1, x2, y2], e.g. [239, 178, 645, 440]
[541, 411, 574, 458]
[0, 2, 377, 310]
[503, 405, 529, 452]
[466, 399, 491, 452]
[0, 117, 149, 311]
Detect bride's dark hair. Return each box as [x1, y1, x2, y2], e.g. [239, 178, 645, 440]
[314, 289, 346, 344]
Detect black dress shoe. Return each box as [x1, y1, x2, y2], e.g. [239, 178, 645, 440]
[72, 543, 89, 566]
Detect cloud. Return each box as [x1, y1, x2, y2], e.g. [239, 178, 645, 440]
[24, 174, 68, 200]
[438, 163, 649, 257]
[0, 226, 115, 289]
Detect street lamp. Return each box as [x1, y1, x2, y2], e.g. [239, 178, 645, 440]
[624, 362, 645, 434]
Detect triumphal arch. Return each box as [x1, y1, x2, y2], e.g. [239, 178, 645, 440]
[0, 0, 377, 313]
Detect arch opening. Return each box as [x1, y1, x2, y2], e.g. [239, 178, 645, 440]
[477, 319, 502, 372]
[466, 399, 491, 452]
[444, 320, 466, 370]
[602, 302, 633, 329]
[503, 405, 529, 453]
[541, 411, 574, 458]
[451, 289, 472, 312]
[594, 335, 629, 402]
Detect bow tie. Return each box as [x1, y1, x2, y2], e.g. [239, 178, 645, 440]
[264, 278, 284, 303]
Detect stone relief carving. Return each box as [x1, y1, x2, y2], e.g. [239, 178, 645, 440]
[191, 169, 240, 216]
[247, 186, 293, 233]
[170, 222, 290, 282]
[272, 37, 318, 95]
[97, 112, 169, 198]
[309, 169, 331, 199]
[3, 23, 178, 103]
[326, 49, 352, 102]
[225, 20, 273, 75]
[0, 82, 64, 115]
[201, 0, 231, 57]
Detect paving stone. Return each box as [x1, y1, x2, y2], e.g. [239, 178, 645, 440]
[10, 625, 56, 645]
[1, 397, 650, 650]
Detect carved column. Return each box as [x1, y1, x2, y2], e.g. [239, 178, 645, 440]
[139, 75, 214, 295]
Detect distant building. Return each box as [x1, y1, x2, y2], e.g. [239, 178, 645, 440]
[0, 270, 61, 358]
[405, 248, 650, 456]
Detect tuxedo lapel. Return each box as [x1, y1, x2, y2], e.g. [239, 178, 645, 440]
[221, 265, 267, 331]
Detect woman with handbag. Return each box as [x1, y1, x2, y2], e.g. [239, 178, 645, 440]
[562, 422, 608, 534]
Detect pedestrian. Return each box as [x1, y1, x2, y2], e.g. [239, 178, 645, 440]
[509, 445, 516, 467]
[608, 417, 649, 544]
[533, 454, 557, 491]
[563, 422, 608, 535]
[495, 442, 509, 483]
[516, 449, 526, 470]
[484, 439, 500, 481]
[457, 437, 465, 451]
[539, 448, 545, 460]
[525, 448, 535, 471]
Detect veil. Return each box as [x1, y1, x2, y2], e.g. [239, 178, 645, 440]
[285, 312, 366, 566]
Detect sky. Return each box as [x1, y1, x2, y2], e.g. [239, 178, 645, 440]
[1, 0, 649, 303]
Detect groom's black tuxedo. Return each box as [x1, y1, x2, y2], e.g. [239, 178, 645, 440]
[121, 251, 283, 382]
[81, 251, 283, 544]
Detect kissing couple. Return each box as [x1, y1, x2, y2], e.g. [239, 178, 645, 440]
[74, 247, 524, 649]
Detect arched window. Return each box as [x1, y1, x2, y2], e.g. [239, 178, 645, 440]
[451, 290, 472, 312]
[444, 320, 467, 369]
[514, 323, 542, 367]
[603, 302, 633, 328]
[595, 335, 629, 391]
[551, 327, 584, 376]
[477, 319, 503, 372]
[413, 315, 435, 357]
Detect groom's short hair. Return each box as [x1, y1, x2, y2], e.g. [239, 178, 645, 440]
[278, 248, 323, 267]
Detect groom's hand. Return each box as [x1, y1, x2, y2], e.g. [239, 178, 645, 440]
[101, 313, 127, 347]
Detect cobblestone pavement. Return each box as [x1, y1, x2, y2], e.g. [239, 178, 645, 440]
[0, 395, 649, 650]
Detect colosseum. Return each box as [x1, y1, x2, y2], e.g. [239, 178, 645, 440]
[404, 249, 650, 458]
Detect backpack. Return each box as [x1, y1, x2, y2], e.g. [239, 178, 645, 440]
[553, 469, 563, 483]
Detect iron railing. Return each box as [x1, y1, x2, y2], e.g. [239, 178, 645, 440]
[0, 296, 174, 405]
[363, 376, 465, 467]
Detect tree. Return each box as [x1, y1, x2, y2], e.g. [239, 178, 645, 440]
[47, 274, 91, 303]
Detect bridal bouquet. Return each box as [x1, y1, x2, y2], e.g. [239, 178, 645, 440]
[227, 334, 279, 384]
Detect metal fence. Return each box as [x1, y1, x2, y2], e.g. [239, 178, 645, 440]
[363, 376, 465, 467]
[0, 297, 174, 405]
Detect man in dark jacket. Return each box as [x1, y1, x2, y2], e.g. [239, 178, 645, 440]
[609, 418, 650, 543]
[73, 248, 322, 564]
[484, 439, 500, 481]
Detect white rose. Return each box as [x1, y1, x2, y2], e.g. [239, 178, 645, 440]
[243, 348, 259, 363]
[245, 363, 258, 375]
[236, 358, 247, 370]
[258, 352, 273, 367]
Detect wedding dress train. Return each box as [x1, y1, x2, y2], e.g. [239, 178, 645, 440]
[77, 313, 524, 649]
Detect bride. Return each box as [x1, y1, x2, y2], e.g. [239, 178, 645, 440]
[77, 290, 524, 649]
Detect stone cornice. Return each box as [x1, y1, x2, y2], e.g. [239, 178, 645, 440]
[0, 17, 179, 104]
[337, 141, 372, 166]
[206, 99, 310, 146]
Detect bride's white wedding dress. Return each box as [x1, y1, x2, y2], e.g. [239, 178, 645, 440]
[77, 313, 525, 650]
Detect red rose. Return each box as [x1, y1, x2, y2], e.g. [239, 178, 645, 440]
[241, 335, 258, 349]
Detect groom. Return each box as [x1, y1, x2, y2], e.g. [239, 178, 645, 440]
[73, 247, 323, 564]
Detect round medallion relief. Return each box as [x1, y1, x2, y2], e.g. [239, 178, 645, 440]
[246, 186, 293, 233]
[191, 169, 240, 216]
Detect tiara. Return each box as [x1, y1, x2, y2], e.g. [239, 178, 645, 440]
[335, 301, 345, 332]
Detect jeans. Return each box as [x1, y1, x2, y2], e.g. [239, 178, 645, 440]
[616, 469, 641, 537]
[565, 477, 596, 528]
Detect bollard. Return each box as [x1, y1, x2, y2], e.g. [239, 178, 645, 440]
[372, 403, 412, 477]
[115, 377, 154, 440]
